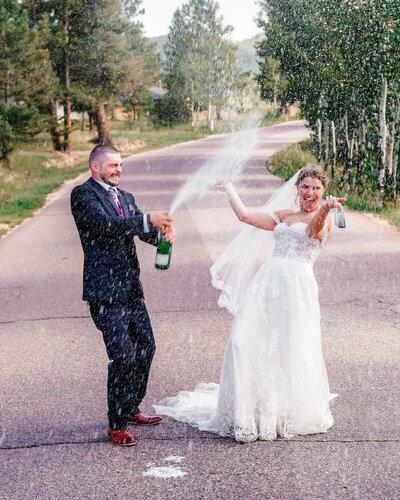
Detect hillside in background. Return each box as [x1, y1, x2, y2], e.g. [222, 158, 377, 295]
[151, 35, 168, 60]
[235, 33, 264, 74]
[150, 33, 263, 75]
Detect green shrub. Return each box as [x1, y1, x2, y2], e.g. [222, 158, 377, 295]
[267, 139, 316, 180]
[156, 94, 191, 126]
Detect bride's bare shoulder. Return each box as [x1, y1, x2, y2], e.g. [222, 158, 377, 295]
[275, 209, 296, 222]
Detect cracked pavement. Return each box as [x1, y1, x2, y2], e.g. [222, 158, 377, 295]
[1, 121, 399, 499]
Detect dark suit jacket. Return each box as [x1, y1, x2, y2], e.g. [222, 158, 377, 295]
[70, 177, 159, 303]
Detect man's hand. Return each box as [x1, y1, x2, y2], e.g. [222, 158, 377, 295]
[162, 223, 177, 243]
[150, 211, 173, 229]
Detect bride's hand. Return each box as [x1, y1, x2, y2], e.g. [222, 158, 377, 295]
[216, 181, 233, 192]
[324, 195, 344, 211]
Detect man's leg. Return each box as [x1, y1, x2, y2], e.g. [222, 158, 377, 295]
[127, 298, 156, 414]
[89, 301, 136, 431]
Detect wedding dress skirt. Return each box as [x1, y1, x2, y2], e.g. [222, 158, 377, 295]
[154, 222, 337, 442]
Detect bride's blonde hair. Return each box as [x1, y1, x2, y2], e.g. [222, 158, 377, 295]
[295, 164, 328, 188]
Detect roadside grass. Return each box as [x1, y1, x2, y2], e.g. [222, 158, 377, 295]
[116, 123, 211, 152]
[17, 120, 213, 153]
[267, 139, 400, 228]
[0, 153, 89, 237]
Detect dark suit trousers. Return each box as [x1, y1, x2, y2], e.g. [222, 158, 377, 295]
[89, 299, 156, 430]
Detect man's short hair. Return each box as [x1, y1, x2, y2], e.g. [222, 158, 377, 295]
[89, 144, 119, 167]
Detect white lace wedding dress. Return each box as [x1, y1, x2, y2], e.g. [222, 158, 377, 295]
[154, 219, 337, 442]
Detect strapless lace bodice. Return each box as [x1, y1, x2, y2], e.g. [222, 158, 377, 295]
[272, 222, 326, 264]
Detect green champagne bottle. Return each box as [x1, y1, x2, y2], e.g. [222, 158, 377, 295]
[155, 233, 172, 269]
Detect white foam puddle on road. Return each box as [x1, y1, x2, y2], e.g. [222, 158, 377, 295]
[143, 466, 187, 479]
[163, 455, 185, 463]
[142, 456, 187, 479]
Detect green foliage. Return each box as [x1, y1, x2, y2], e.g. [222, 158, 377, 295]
[0, 103, 40, 166]
[0, 1, 60, 106]
[257, 56, 288, 106]
[164, 0, 243, 116]
[0, 122, 14, 149]
[152, 33, 263, 75]
[0, 1, 62, 151]
[257, 0, 400, 200]
[0, 103, 39, 136]
[63, 0, 162, 112]
[156, 94, 191, 126]
[1, 0, 163, 149]
[268, 139, 316, 180]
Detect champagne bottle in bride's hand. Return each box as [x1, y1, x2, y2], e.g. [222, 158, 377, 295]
[334, 197, 346, 228]
[155, 226, 172, 269]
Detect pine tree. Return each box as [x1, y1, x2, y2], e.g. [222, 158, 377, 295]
[24, 0, 162, 146]
[0, 103, 39, 168]
[164, 0, 241, 123]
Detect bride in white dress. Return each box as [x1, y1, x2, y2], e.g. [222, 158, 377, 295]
[155, 165, 342, 442]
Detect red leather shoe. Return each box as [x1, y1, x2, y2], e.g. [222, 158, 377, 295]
[107, 428, 137, 446]
[128, 412, 163, 426]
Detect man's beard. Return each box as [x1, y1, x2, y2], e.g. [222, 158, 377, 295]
[100, 172, 118, 186]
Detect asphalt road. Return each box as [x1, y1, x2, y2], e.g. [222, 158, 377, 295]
[1, 121, 399, 499]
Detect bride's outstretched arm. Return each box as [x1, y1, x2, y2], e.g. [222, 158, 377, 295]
[306, 196, 342, 240]
[216, 181, 277, 231]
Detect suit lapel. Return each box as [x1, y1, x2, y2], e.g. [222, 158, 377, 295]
[88, 177, 120, 217]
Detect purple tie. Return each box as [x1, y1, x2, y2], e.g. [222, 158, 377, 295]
[108, 187, 124, 217]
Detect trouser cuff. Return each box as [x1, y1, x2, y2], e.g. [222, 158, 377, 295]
[109, 420, 127, 431]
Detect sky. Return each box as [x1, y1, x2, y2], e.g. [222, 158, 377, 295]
[140, 0, 262, 41]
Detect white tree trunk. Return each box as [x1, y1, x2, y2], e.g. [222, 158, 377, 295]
[316, 119, 322, 162]
[322, 119, 329, 171]
[191, 81, 195, 126]
[273, 75, 278, 109]
[331, 120, 336, 179]
[354, 116, 366, 191]
[387, 123, 394, 178]
[341, 112, 352, 190]
[378, 75, 388, 200]
[393, 149, 399, 201]
[343, 112, 350, 173]
[392, 98, 400, 200]
[344, 112, 350, 153]
[350, 134, 355, 162]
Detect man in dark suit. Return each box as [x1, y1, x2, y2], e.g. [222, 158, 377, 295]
[71, 144, 176, 446]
